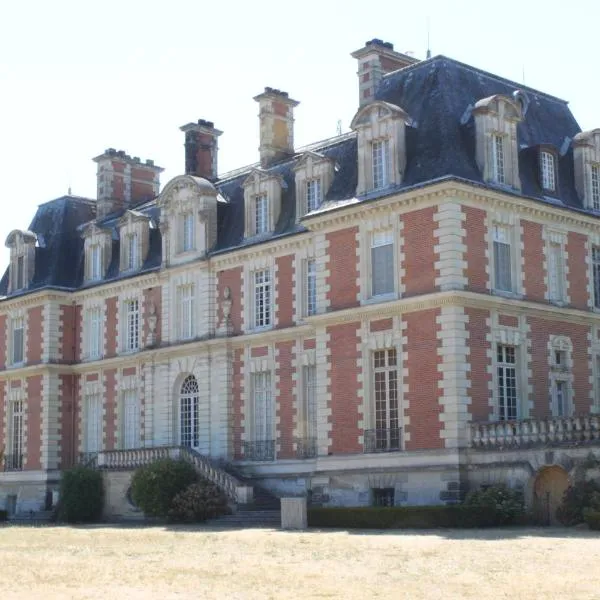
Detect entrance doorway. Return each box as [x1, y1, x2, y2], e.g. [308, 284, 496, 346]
[533, 466, 569, 525]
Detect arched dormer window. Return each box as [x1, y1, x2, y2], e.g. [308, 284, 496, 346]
[80, 222, 112, 282]
[158, 175, 218, 267]
[472, 95, 522, 190]
[293, 151, 335, 220]
[242, 169, 284, 238]
[350, 101, 409, 196]
[573, 129, 600, 210]
[118, 210, 151, 273]
[5, 230, 36, 293]
[540, 148, 557, 193]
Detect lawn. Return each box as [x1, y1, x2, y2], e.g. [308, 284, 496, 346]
[1, 525, 599, 599]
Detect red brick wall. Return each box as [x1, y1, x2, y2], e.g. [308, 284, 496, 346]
[142, 287, 162, 346]
[403, 207, 437, 296]
[104, 369, 117, 450]
[276, 340, 295, 459]
[404, 309, 443, 449]
[464, 206, 487, 293]
[0, 315, 6, 369]
[328, 322, 362, 453]
[466, 308, 492, 421]
[522, 220, 545, 301]
[105, 297, 118, 358]
[58, 374, 76, 469]
[122, 366, 136, 377]
[275, 255, 294, 328]
[529, 318, 591, 417]
[304, 338, 316, 350]
[217, 267, 243, 333]
[498, 314, 519, 328]
[232, 348, 244, 459]
[250, 346, 268, 358]
[370, 317, 393, 332]
[26, 375, 43, 470]
[26, 306, 43, 364]
[567, 232, 589, 309]
[326, 227, 359, 310]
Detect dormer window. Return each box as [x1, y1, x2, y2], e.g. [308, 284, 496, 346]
[15, 256, 24, 290]
[81, 223, 111, 283]
[117, 210, 150, 273]
[5, 230, 36, 294]
[372, 139, 390, 190]
[90, 245, 102, 281]
[573, 130, 600, 210]
[242, 170, 283, 238]
[306, 179, 322, 212]
[294, 152, 334, 220]
[182, 212, 195, 252]
[591, 164, 600, 210]
[492, 134, 506, 184]
[540, 150, 556, 192]
[126, 233, 139, 271]
[254, 194, 269, 235]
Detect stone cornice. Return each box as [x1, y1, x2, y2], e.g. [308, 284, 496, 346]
[0, 289, 73, 312]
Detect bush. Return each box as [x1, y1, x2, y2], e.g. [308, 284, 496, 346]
[168, 479, 231, 523]
[583, 508, 600, 531]
[463, 484, 525, 527]
[0, 509, 7, 522]
[556, 480, 600, 526]
[56, 466, 104, 523]
[130, 458, 198, 518]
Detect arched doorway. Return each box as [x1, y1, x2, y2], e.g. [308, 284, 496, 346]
[533, 466, 569, 525]
[179, 375, 200, 449]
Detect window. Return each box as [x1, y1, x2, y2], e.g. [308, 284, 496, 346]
[369, 349, 401, 452]
[553, 380, 569, 417]
[15, 255, 24, 290]
[299, 365, 317, 457]
[178, 284, 195, 340]
[371, 231, 394, 297]
[126, 234, 138, 271]
[595, 355, 600, 411]
[593, 246, 600, 309]
[372, 139, 389, 190]
[182, 213, 195, 252]
[90, 245, 102, 281]
[493, 225, 512, 292]
[253, 269, 271, 328]
[305, 259, 317, 317]
[253, 372, 273, 442]
[492, 134, 505, 184]
[373, 488, 395, 507]
[554, 350, 567, 368]
[122, 389, 140, 449]
[86, 307, 103, 359]
[541, 151, 556, 192]
[9, 400, 23, 470]
[124, 299, 139, 352]
[497, 344, 518, 421]
[11, 317, 24, 364]
[592, 165, 600, 211]
[547, 242, 565, 302]
[254, 195, 268, 235]
[85, 392, 102, 453]
[180, 375, 199, 448]
[306, 179, 322, 213]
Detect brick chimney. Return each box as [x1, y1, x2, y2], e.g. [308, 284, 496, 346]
[253, 87, 299, 167]
[93, 149, 163, 219]
[351, 39, 419, 106]
[180, 119, 223, 181]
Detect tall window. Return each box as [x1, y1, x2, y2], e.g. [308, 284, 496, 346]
[592, 164, 600, 211]
[180, 375, 199, 448]
[9, 400, 23, 470]
[15, 255, 24, 290]
[547, 242, 565, 302]
[302, 365, 317, 444]
[372, 139, 389, 190]
[593, 246, 600, 309]
[126, 234, 138, 270]
[85, 393, 102, 453]
[493, 225, 512, 292]
[87, 307, 103, 359]
[252, 372, 272, 442]
[182, 212, 195, 252]
[254, 195, 268, 235]
[306, 179, 322, 213]
[253, 269, 271, 328]
[497, 344, 518, 421]
[124, 299, 139, 352]
[178, 284, 195, 340]
[122, 389, 140, 449]
[372, 349, 400, 451]
[541, 151, 556, 192]
[90, 245, 102, 280]
[492, 134, 505, 184]
[305, 259, 317, 317]
[11, 317, 24, 364]
[595, 355, 600, 412]
[553, 380, 568, 417]
[371, 230, 394, 297]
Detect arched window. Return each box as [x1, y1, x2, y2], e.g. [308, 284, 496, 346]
[180, 375, 199, 448]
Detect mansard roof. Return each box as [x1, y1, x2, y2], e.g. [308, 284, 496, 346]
[0, 54, 591, 297]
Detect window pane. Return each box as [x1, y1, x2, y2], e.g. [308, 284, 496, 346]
[306, 180, 322, 213]
[492, 134, 505, 184]
[541, 151, 556, 191]
[306, 259, 317, 316]
[180, 375, 199, 448]
[371, 242, 394, 296]
[253, 372, 272, 441]
[494, 240, 512, 291]
[592, 164, 600, 210]
[497, 344, 518, 420]
[372, 140, 389, 190]
[548, 243, 564, 302]
[254, 269, 271, 328]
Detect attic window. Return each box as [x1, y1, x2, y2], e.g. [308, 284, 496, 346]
[592, 164, 600, 210]
[372, 139, 390, 190]
[492, 134, 506, 184]
[540, 151, 557, 192]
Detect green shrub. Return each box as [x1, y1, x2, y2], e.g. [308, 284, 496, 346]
[56, 466, 104, 523]
[130, 458, 198, 518]
[583, 508, 600, 531]
[168, 479, 231, 523]
[463, 484, 525, 526]
[556, 480, 600, 526]
[0, 509, 7, 522]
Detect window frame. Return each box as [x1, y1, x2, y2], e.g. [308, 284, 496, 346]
[181, 212, 195, 253]
[178, 284, 195, 341]
[372, 139, 390, 191]
[122, 389, 140, 450]
[11, 316, 24, 365]
[253, 268, 272, 329]
[492, 224, 514, 294]
[491, 133, 506, 185]
[123, 299, 140, 352]
[592, 163, 600, 211]
[370, 230, 395, 298]
[547, 240, 566, 304]
[254, 194, 269, 236]
[89, 244, 102, 281]
[86, 306, 103, 359]
[540, 149, 557, 193]
[371, 348, 401, 452]
[10, 399, 23, 469]
[304, 258, 317, 317]
[252, 371, 273, 443]
[496, 343, 518, 421]
[306, 179, 322, 213]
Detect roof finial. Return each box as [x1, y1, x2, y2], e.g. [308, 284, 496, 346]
[68, 185, 72, 196]
[426, 17, 432, 59]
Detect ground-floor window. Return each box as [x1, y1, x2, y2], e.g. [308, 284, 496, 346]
[180, 375, 199, 448]
[372, 488, 395, 507]
[497, 344, 518, 420]
[85, 393, 102, 453]
[122, 390, 140, 449]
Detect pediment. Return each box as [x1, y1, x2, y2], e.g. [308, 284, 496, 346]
[241, 168, 283, 189]
[473, 95, 521, 121]
[117, 209, 151, 228]
[5, 229, 36, 248]
[350, 101, 409, 130]
[159, 174, 217, 209]
[293, 151, 334, 172]
[573, 129, 600, 148]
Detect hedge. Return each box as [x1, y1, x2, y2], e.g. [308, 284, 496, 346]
[0, 509, 7, 522]
[56, 465, 104, 523]
[307, 505, 501, 529]
[584, 509, 600, 531]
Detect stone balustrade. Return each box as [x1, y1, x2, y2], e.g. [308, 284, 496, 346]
[469, 414, 600, 449]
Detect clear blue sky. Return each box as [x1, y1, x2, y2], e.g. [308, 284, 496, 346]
[0, 0, 597, 265]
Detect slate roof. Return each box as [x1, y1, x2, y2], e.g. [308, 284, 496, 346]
[0, 54, 592, 298]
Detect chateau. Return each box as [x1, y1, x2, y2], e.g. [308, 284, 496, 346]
[2, 39, 600, 522]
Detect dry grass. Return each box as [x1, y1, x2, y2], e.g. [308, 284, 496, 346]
[1, 525, 599, 599]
